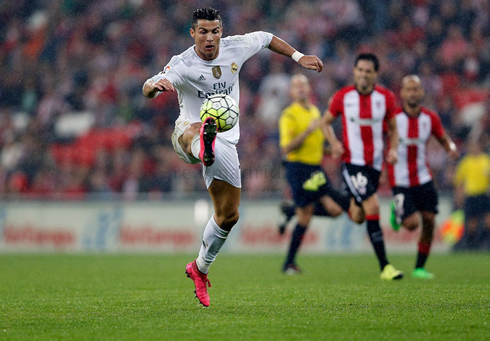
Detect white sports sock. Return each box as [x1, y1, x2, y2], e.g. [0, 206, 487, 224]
[190, 133, 201, 160]
[196, 215, 229, 274]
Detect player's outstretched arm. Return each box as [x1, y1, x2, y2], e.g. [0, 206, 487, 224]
[142, 78, 175, 98]
[282, 119, 320, 154]
[268, 36, 323, 72]
[437, 133, 460, 159]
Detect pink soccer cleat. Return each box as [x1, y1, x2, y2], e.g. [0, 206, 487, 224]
[185, 260, 212, 307]
[199, 117, 217, 166]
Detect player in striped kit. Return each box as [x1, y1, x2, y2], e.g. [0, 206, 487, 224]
[321, 53, 403, 280]
[389, 75, 459, 279]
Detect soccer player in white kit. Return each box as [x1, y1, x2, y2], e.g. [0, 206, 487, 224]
[142, 8, 323, 307]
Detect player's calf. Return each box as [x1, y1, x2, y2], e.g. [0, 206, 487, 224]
[179, 122, 202, 155]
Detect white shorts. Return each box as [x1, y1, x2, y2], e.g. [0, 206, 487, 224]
[171, 116, 242, 189]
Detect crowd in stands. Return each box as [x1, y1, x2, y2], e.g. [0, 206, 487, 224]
[0, 0, 488, 199]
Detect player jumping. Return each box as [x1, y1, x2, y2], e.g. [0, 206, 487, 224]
[142, 7, 322, 306]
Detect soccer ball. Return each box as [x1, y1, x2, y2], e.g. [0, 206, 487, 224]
[200, 94, 239, 132]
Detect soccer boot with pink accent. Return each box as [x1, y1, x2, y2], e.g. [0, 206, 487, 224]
[185, 260, 212, 307]
[199, 117, 217, 166]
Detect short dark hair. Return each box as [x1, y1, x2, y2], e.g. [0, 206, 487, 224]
[355, 53, 380, 72]
[192, 7, 222, 28]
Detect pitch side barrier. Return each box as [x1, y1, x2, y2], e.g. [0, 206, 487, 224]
[0, 197, 453, 253]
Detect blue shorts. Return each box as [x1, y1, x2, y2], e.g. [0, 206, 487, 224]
[284, 162, 337, 208]
[464, 195, 490, 219]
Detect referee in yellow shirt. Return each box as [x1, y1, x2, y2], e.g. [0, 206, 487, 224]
[454, 140, 490, 249]
[279, 74, 350, 274]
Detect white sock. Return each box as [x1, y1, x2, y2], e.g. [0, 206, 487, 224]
[190, 134, 201, 160]
[196, 215, 229, 274]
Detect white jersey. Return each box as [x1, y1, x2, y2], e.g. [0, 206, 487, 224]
[150, 31, 273, 145]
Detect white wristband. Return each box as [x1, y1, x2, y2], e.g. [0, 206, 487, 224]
[449, 142, 456, 151]
[291, 51, 304, 63]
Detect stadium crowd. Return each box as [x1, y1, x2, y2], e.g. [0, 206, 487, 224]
[0, 0, 489, 199]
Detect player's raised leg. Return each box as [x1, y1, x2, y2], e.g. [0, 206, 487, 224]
[186, 179, 240, 306]
[179, 119, 217, 167]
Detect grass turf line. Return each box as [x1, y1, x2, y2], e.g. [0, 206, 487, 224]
[0, 253, 489, 340]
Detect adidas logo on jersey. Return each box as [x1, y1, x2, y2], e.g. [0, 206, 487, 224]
[198, 75, 206, 81]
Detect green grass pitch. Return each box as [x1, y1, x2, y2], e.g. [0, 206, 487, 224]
[1, 253, 489, 340]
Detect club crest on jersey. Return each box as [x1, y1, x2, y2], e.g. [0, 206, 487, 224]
[231, 62, 238, 74]
[160, 65, 171, 75]
[212, 66, 222, 79]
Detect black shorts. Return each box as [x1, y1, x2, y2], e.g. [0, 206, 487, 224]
[284, 162, 338, 208]
[464, 195, 490, 219]
[392, 181, 439, 222]
[342, 163, 381, 204]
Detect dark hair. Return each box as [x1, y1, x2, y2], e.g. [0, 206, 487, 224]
[355, 53, 380, 72]
[192, 7, 222, 28]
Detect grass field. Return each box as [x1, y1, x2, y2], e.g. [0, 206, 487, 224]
[0, 253, 489, 340]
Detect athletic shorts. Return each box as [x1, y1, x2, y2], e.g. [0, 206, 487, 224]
[464, 194, 490, 219]
[284, 162, 340, 208]
[342, 163, 381, 204]
[392, 181, 439, 222]
[171, 116, 241, 189]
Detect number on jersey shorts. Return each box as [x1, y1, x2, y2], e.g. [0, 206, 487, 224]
[391, 181, 439, 222]
[342, 163, 381, 204]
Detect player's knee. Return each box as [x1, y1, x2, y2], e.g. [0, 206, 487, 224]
[404, 221, 419, 231]
[180, 124, 201, 154]
[350, 212, 365, 224]
[362, 197, 379, 215]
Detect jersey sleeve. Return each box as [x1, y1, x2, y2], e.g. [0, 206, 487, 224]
[430, 111, 445, 139]
[279, 110, 297, 149]
[240, 31, 273, 61]
[148, 56, 186, 88]
[384, 91, 397, 121]
[328, 91, 343, 117]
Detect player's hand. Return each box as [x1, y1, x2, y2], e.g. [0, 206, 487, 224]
[386, 148, 398, 164]
[149, 78, 175, 92]
[306, 119, 320, 133]
[331, 141, 344, 159]
[448, 148, 460, 160]
[298, 55, 323, 73]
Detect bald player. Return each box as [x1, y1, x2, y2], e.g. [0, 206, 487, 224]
[388, 75, 459, 279]
[278, 74, 351, 274]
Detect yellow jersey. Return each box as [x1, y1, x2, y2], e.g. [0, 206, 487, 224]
[279, 102, 324, 165]
[454, 153, 490, 196]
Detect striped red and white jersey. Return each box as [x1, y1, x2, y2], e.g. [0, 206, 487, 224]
[387, 107, 445, 188]
[329, 85, 396, 171]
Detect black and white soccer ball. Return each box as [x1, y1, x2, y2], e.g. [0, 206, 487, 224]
[200, 94, 239, 132]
